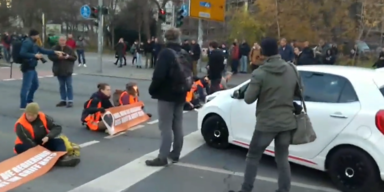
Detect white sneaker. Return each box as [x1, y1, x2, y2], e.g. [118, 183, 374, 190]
[83, 64, 87, 67]
[78, 64, 82, 67]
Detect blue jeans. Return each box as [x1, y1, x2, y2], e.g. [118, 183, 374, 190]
[240, 56, 248, 72]
[15, 138, 67, 154]
[3, 48, 10, 62]
[136, 53, 143, 67]
[20, 70, 39, 108]
[57, 76, 73, 101]
[76, 50, 86, 64]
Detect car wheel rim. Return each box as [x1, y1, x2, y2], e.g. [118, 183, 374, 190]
[335, 154, 368, 189]
[207, 120, 227, 146]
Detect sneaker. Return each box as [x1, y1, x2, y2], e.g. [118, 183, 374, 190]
[66, 102, 73, 108]
[145, 157, 168, 166]
[56, 155, 81, 167]
[78, 64, 82, 67]
[56, 101, 67, 107]
[83, 64, 87, 67]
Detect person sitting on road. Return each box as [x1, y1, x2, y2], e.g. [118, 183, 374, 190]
[14, 102, 79, 166]
[184, 77, 207, 111]
[115, 82, 152, 117]
[81, 83, 113, 132]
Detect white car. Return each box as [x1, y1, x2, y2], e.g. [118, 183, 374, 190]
[198, 65, 384, 192]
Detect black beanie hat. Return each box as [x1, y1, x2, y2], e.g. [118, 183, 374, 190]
[29, 29, 39, 36]
[260, 37, 278, 57]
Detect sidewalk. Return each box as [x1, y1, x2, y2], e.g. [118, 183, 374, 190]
[0, 54, 251, 84]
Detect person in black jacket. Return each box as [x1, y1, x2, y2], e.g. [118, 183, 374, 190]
[144, 39, 152, 68]
[152, 38, 161, 67]
[373, 47, 384, 68]
[297, 41, 316, 65]
[114, 38, 126, 68]
[147, 27, 189, 167]
[324, 49, 336, 65]
[181, 39, 191, 52]
[207, 41, 225, 94]
[81, 83, 113, 132]
[190, 40, 201, 76]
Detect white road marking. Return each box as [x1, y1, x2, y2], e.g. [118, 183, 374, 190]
[175, 162, 339, 192]
[104, 132, 126, 139]
[128, 124, 145, 131]
[67, 131, 205, 192]
[147, 119, 159, 124]
[78, 140, 100, 148]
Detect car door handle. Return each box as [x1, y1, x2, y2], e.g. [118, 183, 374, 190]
[330, 113, 347, 118]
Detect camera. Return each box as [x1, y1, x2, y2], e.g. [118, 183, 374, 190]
[40, 58, 47, 63]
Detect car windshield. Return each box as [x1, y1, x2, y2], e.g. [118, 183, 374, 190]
[357, 41, 370, 50]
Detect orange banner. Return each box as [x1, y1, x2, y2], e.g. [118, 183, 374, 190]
[102, 101, 150, 135]
[0, 146, 66, 192]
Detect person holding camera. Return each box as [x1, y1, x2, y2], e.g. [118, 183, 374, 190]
[19, 29, 63, 110]
[48, 35, 77, 108]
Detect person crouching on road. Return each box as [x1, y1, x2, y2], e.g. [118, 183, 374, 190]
[184, 77, 208, 111]
[14, 102, 79, 166]
[81, 83, 113, 132]
[48, 35, 77, 108]
[116, 82, 152, 117]
[19, 29, 63, 110]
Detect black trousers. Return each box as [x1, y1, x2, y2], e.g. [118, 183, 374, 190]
[151, 53, 157, 67]
[114, 56, 126, 65]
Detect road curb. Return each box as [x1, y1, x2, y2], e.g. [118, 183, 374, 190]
[77, 72, 151, 81]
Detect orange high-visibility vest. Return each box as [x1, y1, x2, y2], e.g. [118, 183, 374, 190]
[14, 112, 49, 145]
[119, 91, 139, 105]
[186, 80, 204, 102]
[84, 99, 102, 131]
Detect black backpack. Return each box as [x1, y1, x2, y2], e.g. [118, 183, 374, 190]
[169, 48, 193, 93]
[11, 40, 23, 64]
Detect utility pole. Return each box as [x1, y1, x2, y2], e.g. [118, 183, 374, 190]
[97, 0, 104, 73]
[198, 19, 203, 72]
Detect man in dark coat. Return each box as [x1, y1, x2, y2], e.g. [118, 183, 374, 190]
[48, 35, 77, 108]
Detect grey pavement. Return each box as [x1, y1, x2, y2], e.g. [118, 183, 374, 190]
[0, 74, 339, 192]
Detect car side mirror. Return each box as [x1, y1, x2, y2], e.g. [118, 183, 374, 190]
[232, 90, 240, 99]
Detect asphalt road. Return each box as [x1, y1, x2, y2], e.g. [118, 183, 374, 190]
[0, 73, 340, 192]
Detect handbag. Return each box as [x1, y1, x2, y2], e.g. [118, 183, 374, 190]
[287, 63, 317, 145]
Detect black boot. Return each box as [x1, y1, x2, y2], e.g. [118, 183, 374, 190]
[56, 155, 81, 167]
[145, 157, 168, 167]
[56, 101, 66, 107]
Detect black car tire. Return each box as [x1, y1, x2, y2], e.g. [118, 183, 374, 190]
[201, 115, 229, 149]
[328, 147, 382, 192]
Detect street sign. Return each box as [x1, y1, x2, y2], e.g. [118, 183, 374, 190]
[189, 0, 225, 22]
[80, 5, 91, 19]
[181, 4, 189, 17]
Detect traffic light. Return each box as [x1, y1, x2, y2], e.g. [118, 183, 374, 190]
[176, 8, 185, 27]
[158, 9, 166, 22]
[102, 7, 109, 15]
[91, 7, 99, 19]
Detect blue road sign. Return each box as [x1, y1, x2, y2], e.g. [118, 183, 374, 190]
[80, 5, 91, 19]
[199, 2, 211, 8]
[181, 4, 188, 17]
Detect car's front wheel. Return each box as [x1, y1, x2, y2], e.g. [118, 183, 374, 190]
[201, 115, 229, 149]
[328, 147, 382, 192]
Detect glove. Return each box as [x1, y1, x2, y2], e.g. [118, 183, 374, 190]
[98, 108, 106, 113]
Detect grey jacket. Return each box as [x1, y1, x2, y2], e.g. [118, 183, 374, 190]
[244, 55, 301, 132]
[76, 39, 86, 50]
